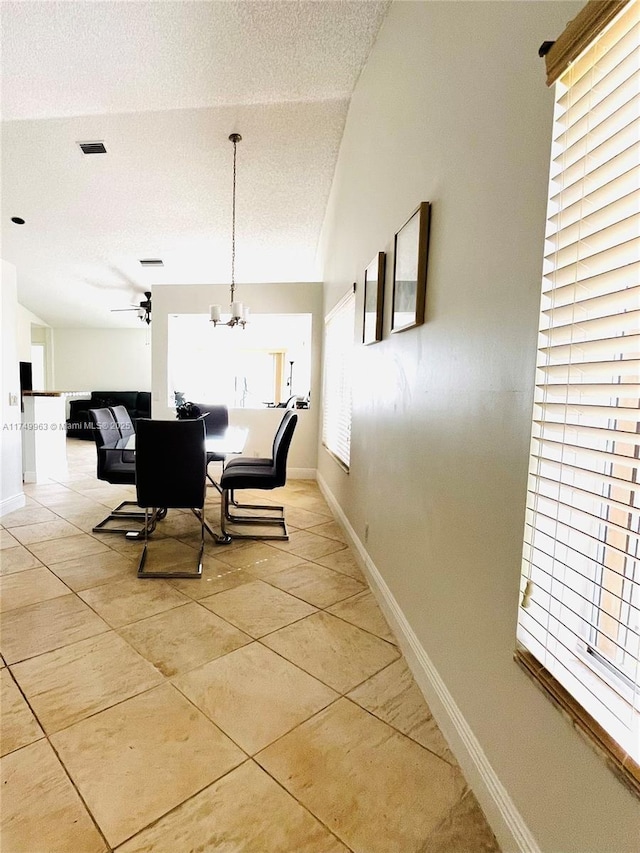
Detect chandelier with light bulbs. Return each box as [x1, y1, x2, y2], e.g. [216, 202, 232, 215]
[210, 133, 250, 329]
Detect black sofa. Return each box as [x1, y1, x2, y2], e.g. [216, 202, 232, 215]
[66, 391, 151, 439]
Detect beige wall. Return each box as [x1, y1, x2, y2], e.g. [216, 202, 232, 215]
[318, 2, 639, 852]
[52, 328, 151, 392]
[151, 282, 323, 472]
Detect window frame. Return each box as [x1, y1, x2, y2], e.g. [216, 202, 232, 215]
[516, 0, 640, 798]
[322, 289, 356, 471]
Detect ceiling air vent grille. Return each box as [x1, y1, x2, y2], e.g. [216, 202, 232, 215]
[139, 259, 164, 267]
[78, 141, 107, 155]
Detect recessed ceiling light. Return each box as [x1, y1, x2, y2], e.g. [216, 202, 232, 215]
[139, 259, 164, 267]
[11, 217, 25, 225]
[78, 141, 107, 155]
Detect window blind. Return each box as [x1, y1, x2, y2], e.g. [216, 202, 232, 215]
[322, 290, 355, 469]
[516, 0, 639, 794]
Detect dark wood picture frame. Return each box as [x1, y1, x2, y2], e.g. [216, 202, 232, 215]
[363, 252, 385, 345]
[391, 201, 431, 333]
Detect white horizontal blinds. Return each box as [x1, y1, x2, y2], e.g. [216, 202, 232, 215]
[518, 0, 640, 766]
[322, 290, 355, 468]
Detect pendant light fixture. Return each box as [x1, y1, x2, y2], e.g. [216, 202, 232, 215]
[210, 133, 249, 328]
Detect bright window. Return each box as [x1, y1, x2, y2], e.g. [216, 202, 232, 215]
[322, 289, 355, 469]
[168, 313, 312, 409]
[516, 0, 639, 793]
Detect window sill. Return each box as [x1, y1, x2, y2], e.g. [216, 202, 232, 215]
[321, 443, 350, 474]
[514, 645, 640, 799]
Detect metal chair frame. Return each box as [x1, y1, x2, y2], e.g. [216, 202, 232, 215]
[224, 491, 285, 525]
[134, 507, 204, 579]
[221, 488, 287, 540]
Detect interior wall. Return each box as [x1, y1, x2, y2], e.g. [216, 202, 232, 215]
[0, 260, 25, 514]
[17, 304, 54, 392]
[151, 282, 323, 472]
[16, 304, 48, 362]
[52, 328, 152, 392]
[318, 2, 639, 852]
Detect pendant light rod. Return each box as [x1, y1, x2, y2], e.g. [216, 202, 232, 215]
[229, 132, 241, 304]
[210, 132, 249, 328]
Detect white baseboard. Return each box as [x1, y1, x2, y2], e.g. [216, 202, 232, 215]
[0, 491, 26, 517]
[317, 472, 540, 853]
[289, 468, 316, 480]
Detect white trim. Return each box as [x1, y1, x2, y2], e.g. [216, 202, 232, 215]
[288, 467, 316, 480]
[317, 471, 541, 853]
[0, 491, 26, 517]
[324, 287, 355, 323]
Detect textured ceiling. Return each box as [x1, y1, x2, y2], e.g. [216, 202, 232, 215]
[0, 1, 389, 327]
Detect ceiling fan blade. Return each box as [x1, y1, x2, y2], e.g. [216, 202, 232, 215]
[111, 292, 151, 320]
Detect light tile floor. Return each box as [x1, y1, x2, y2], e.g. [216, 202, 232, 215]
[0, 439, 500, 853]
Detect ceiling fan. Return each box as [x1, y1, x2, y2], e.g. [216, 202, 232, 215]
[111, 291, 152, 325]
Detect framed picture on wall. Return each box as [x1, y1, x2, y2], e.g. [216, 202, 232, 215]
[391, 201, 431, 333]
[363, 252, 385, 344]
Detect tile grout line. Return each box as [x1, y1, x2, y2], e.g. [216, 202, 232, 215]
[2, 665, 113, 853]
[4, 443, 471, 850]
[252, 755, 357, 853]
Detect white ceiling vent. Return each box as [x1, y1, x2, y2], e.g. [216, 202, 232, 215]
[139, 258, 164, 267]
[78, 141, 107, 155]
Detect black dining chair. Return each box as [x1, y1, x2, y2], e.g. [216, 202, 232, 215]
[223, 409, 296, 517]
[110, 403, 135, 436]
[109, 404, 136, 462]
[134, 418, 207, 578]
[90, 406, 121, 450]
[224, 409, 295, 472]
[191, 403, 229, 490]
[89, 407, 148, 536]
[219, 412, 297, 541]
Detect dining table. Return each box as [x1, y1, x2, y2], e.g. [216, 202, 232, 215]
[122, 425, 248, 459]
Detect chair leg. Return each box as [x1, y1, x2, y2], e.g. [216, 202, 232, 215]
[205, 459, 224, 493]
[136, 507, 204, 578]
[200, 511, 231, 545]
[228, 490, 284, 514]
[220, 489, 288, 541]
[224, 490, 285, 524]
[92, 500, 148, 535]
[206, 471, 223, 493]
[136, 508, 150, 574]
[95, 504, 168, 537]
[224, 505, 285, 524]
